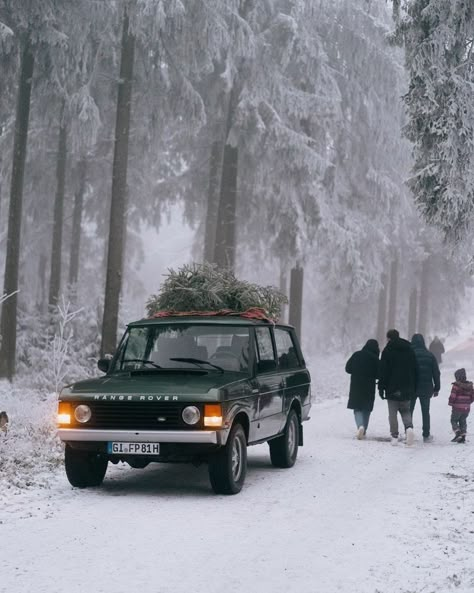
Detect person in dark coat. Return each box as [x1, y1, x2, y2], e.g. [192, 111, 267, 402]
[378, 329, 417, 445]
[410, 334, 440, 443]
[345, 339, 380, 439]
[429, 336, 445, 364]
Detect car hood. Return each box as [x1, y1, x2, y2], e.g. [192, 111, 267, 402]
[60, 371, 249, 402]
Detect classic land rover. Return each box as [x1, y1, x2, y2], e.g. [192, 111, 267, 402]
[57, 313, 311, 494]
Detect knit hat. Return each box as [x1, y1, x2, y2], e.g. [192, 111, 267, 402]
[455, 368, 466, 382]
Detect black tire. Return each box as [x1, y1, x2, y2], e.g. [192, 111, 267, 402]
[64, 445, 108, 488]
[269, 409, 299, 468]
[208, 423, 247, 495]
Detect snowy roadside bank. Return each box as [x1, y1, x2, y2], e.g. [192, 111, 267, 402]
[0, 382, 62, 494]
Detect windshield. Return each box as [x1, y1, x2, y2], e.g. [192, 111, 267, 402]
[112, 324, 250, 373]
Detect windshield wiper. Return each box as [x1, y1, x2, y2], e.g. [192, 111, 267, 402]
[121, 358, 162, 369]
[169, 357, 224, 373]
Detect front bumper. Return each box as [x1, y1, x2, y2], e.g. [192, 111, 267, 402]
[58, 428, 221, 444]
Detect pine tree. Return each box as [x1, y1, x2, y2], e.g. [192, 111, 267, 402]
[100, 4, 135, 357]
[392, 0, 474, 241]
[0, 30, 35, 379]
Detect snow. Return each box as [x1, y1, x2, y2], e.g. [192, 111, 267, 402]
[1, 354, 474, 593]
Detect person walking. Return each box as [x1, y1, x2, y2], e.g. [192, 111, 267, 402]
[378, 329, 417, 446]
[448, 368, 474, 443]
[345, 339, 380, 439]
[429, 336, 445, 365]
[410, 334, 440, 443]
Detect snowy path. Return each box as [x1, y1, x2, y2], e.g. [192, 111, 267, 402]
[1, 373, 474, 593]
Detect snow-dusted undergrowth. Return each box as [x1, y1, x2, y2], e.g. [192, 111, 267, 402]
[0, 381, 63, 493]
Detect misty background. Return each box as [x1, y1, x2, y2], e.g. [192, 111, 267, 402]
[0, 0, 473, 388]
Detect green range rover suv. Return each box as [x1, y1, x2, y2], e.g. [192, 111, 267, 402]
[57, 314, 311, 494]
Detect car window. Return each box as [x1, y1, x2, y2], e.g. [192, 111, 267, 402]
[118, 327, 150, 364]
[114, 324, 250, 372]
[274, 328, 300, 369]
[255, 327, 275, 362]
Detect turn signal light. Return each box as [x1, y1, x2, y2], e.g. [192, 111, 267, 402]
[57, 402, 71, 425]
[204, 404, 223, 428]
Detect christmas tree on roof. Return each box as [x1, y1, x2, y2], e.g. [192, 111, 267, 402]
[146, 263, 287, 321]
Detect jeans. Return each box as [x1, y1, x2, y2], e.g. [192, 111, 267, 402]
[410, 396, 431, 438]
[354, 409, 371, 432]
[451, 409, 469, 435]
[387, 399, 413, 438]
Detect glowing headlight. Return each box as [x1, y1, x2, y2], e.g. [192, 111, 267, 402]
[204, 404, 223, 428]
[57, 402, 71, 425]
[182, 406, 200, 425]
[74, 404, 92, 423]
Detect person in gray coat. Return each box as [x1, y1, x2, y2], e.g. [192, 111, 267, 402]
[410, 333, 441, 442]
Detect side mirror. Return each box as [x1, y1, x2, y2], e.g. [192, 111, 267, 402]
[97, 358, 111, 373]
[257, 359, 277, 373]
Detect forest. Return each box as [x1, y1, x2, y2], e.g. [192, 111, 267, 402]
[0, 0, 473, 387]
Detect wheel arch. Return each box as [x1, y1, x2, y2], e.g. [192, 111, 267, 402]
[232, 411, 250, 444]
[289, 398, 302, 422]
[288, 399, 303, 446]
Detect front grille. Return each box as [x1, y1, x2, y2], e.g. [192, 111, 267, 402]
[71, 401, 203, 430]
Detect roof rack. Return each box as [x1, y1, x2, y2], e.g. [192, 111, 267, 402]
[149, 307, 274, 323]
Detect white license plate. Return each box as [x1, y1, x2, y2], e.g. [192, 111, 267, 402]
[107, 442, 160, 455]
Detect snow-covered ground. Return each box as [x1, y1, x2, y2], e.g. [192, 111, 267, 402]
[1, 353, 474, 593]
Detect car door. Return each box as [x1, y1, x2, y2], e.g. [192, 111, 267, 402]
[274, 326, 311, 421]
[254, 326, 284, 439]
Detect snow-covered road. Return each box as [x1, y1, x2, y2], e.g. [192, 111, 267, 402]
[1, 364, 474, 593]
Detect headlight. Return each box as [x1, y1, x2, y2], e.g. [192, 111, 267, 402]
[182, 405, 200, 425]
[74, 404, 92, 423]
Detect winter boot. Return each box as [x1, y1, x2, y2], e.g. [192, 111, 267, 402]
[357, 426, 365, 440]
[457, 435, 466, 444]
[451, 431, 461, 443]
[391, 436, 398, 446]
[406, 427, 415, 446]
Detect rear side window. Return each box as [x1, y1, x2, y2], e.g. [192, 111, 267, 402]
[274, 328, 300, 369]
[255, 327, 275, 362]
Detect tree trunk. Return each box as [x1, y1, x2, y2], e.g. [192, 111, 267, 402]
[203, 140, 223, 262]
[100, 7, 135, 357]
[0, 40, 34, 380]
[418, 258, 430, 338]
[387, 258, 398, 330]
[279, 262, 288, 324]
[48, 102, 67, 308]
[68, 157, 87, 287]
[213, 78, 240, 270]
[376, 274, 388, 346]
[213, 144, 238, 268]
[0, 161, 3, 224]
[38, 254, 47, 313]
[408, 286, 418, 338]
[288, 266, 304, 339]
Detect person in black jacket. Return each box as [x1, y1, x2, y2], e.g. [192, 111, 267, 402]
[379, 329, 417, 445]
[345, 339, 380, 439]
[429, 336, 445, 365]
[410, 334, 440, 442]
